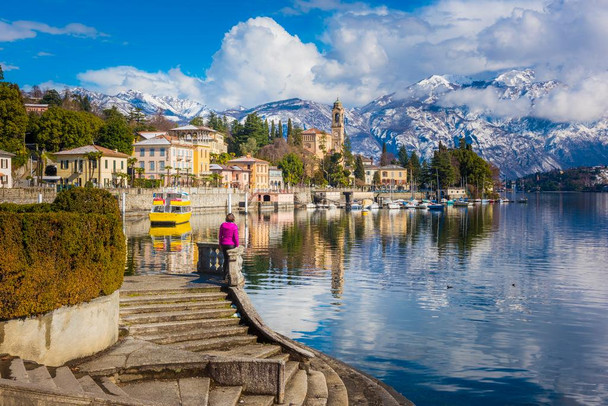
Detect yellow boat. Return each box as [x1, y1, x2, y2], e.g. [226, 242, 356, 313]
[149, 191, 192, 226]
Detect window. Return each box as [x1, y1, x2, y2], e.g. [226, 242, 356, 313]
[0, 159, 6, 169]
[159, 161, 165, 170]
[78, 160, 84, 173]
[149, 161, 155, 171]
[160, 148, 165, 157]
[140, 162, 145, 169]
[121, 161, 124, 170]
[140, 148, 145, 157]
[105, 160, 108, 169]
[113, 160, 116, 171]
[150, 148, 155, 157]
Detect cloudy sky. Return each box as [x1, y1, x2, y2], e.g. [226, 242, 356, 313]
[1, 0, 606, 116]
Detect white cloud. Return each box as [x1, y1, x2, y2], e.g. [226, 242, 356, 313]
[438, 87, 532, 118]
[0, 20, 104, 42]
[77, 66, 205, 101]
[36, 51, 54, 57]
[0, 62, 19, 71]
[73, 0, 608, 122]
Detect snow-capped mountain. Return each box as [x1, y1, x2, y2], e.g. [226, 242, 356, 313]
[72, 88, 210, 121]
[74, 69, 608, 178]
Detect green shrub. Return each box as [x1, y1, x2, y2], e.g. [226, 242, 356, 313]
[0, 188, 125, 320]
[52, 187, 121, 217]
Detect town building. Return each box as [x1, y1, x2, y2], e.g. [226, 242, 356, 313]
[377, 165, 408, 187]
[53, 145, 130, 188]
[0, 149, 15, 188]
[443, 187, 467, 199]
[132, 136, 194, 184]
[269, 166, 284, 190]
[302, 98, 345, 159]
[135, 131, 167, 142]
[364, 165, 379, 186]
[24, 104, 49, 114]
[209, 164, 250, 189]
[227, 155, 270, 190]
[167, 124, 227, 154]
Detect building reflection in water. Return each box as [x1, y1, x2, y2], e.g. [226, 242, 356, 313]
[125, 206, 497, 296]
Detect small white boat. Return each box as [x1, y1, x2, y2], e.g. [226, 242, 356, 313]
[404, 201, 417, 209]
[453, 200, 470, 207]
[328, 203, 337, 210]
[417, 202, 429, 210]
[305, 203, 316, 210]
[385, 202, 400, 210]
[350, 203, 363, 210]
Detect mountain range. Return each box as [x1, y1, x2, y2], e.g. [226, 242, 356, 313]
[73, 69, 608, 178]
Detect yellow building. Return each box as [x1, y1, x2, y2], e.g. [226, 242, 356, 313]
[302, 98, 345, 159]
[53, 145, 130, 188]
[378, 165, 408, 186]
[227, 155, 270, 190]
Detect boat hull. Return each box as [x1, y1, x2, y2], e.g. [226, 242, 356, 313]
[149, 212, 192, 226]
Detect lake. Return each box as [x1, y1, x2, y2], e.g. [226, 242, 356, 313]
[125, 193, 608, 406]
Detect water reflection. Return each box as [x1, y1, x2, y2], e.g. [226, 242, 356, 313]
[125, 194, 608, 406]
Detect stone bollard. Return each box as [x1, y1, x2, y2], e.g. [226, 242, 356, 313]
[226, 246, 245, 287]
[196, 242, 245, 287]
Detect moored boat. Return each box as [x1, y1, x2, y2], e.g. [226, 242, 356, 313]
[149, 191, 192, 226]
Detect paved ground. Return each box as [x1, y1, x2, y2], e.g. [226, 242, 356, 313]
[120, 273, 222, 293]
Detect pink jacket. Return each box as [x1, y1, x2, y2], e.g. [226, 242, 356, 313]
[219, 222, 239, 247]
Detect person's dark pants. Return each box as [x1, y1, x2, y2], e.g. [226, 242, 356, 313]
[220, 244, 235, 278]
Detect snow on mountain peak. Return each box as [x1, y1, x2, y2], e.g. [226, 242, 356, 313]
[495, 69, 535, 87]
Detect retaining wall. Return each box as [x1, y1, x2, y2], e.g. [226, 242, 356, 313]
[0, 291, 119, 367]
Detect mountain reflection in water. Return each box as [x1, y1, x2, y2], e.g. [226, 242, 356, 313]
[125, 193, 608, 406]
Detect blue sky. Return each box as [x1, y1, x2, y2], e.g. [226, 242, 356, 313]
[2, 0, 607, 118]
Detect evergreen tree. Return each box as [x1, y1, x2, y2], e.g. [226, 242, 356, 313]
[97, 111, 134, 155]
[35, 107, 104, 152]
[0, 65, 4, 81]
[264, 119, 269, 141]
[398, 145, 409, 168]
[270, 121, 276, 139]
[354, 155, 365, 181]
[380, 142, 393, 166]
[0, 82, 27, 154]
[409, 151, 421, 181]
[287, 118, 293, 138]
[278, 153, 304, 185]
[277, 120, 283, 139]
[189, 116, 205, 126]
[292, 125, 303, 147]
[41, 89, 62, 107]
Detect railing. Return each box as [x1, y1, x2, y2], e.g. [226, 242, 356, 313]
[196, 242, 245, 286]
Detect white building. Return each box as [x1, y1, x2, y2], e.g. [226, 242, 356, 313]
[0, 149, 14, 188]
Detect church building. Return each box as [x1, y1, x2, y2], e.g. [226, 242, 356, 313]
[302, 98, 345, 159]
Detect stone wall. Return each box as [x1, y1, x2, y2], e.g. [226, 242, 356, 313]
[0, 291, 119, 367]
[0, 188, 56, 204]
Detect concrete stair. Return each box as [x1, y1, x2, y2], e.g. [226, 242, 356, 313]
[0, 355, 151, 405]
[115, 285, 351, 406]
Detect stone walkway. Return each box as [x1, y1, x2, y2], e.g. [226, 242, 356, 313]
[0, 273, 413, 405]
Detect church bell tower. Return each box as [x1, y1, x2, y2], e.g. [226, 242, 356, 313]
[331, 98, 345, 152]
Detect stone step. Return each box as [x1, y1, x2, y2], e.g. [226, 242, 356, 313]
[53, 366, 84, 393]
[128, 317, 240, 335]
[239, 395, 275, 406]
[178, 377, 210, 406]
[120, 291, 227, 306]
[143, 325, 250, 345]
[27, 366, 57, 390]
[78, 375, 106, 397]
[205, 343, 282, 359]
[8, 358, 29, 382]
[267, 353, 290, 363]
[305, 371, 329, 406]
[101, 376, 131, 398]
[121, 287, 222, 297]
[120, 379, 182, 405]
[208, 385, 242, 406]
[121, 307, 237, 324]
[280, 369, 308, 406]
[120, 300, 232, 315]
[309, 359, 348, 406]
[168, 334, 258, 352]
[285, 361, 300, 385]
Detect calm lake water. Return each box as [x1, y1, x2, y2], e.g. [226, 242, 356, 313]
[125, 193, 608, 406]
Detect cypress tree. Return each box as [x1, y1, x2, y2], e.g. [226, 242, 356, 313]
[270, 121, 276, 139]
[277, 120, 283, 138]
[287, 118, 293, 138]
